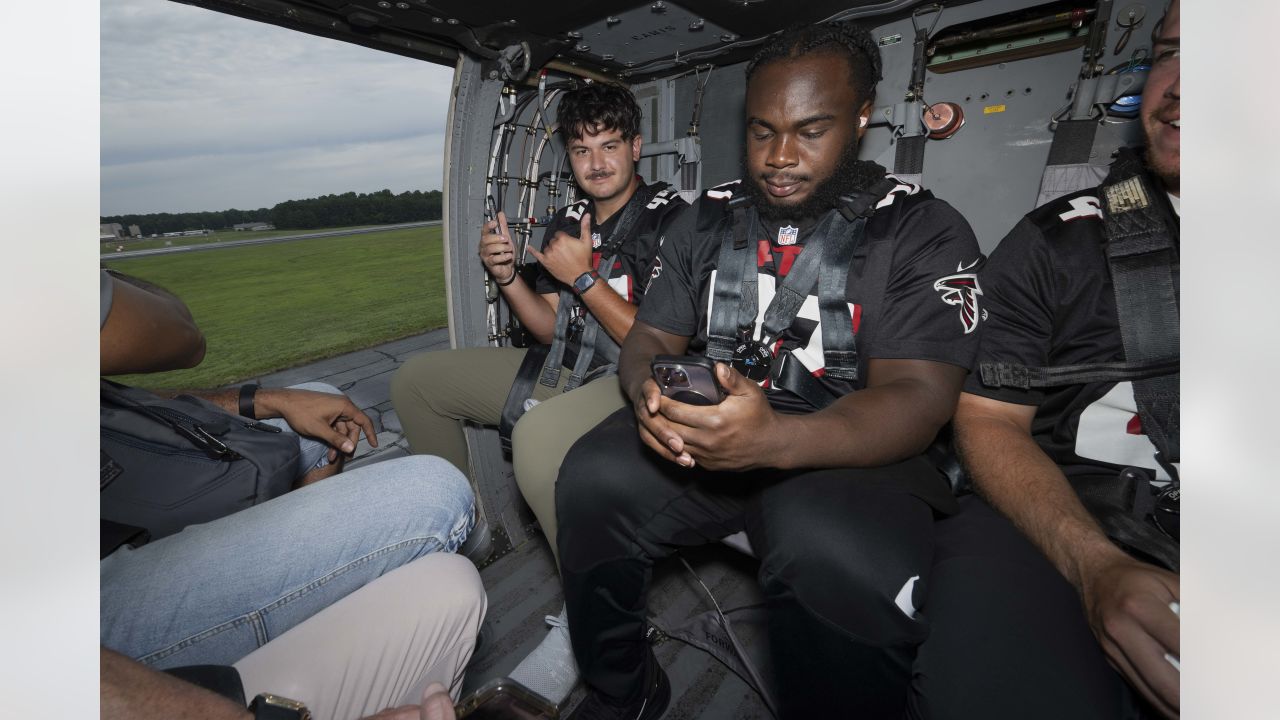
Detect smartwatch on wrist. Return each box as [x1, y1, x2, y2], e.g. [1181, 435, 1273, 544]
[572, 269, 600, 296]
[238, 384, 260, 420]
[249, 693, 311, 720]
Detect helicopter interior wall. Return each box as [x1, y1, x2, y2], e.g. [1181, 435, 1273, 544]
[865, 0, 1150, 249]
[672, 63, 749, 189]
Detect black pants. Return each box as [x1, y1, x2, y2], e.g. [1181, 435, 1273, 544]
[558, 409, 1141, 719]
[556, 408, 941, 718]
[909, 494, 1139, 720]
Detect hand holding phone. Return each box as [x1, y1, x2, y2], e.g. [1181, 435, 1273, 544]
[651, 355, 725, 406]
[479, 198, 517, 282]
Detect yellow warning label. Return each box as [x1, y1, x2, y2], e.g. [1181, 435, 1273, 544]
[983, 104, 1007, 115]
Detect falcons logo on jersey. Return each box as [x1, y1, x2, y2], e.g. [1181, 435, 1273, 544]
[933, 262, 983, 334]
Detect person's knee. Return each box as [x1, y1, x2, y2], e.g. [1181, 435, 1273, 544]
[390, 352, 442, 408]
[511, 405, 560, 498]
[396, 552, 487, 624]
[757, 487, 932, 644]
[352, 456, 476, 545]
[555, 424, 638, 523]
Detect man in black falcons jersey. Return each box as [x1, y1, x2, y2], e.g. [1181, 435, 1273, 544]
[555, 23, 985, 720]
[392, 82, 687, 705]
[951, 2, 1181, 718]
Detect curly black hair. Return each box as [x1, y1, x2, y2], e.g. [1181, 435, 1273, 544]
[555, 81, 643, 142]
[745, 21, 883, 103]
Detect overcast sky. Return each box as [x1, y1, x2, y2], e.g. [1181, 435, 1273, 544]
[100, 0, 455, 216]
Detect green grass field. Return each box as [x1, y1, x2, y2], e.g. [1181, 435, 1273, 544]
[103, 225, 447, 390]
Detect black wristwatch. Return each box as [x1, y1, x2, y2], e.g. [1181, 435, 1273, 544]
[249, 693, 312, 720]
[572, 269, 600, 296]
[238, 383, 260, 419]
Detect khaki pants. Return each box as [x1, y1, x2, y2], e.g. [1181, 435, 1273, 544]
[390, 345, 629, 566]
[512, 375, 629, 566]
[234, 553, 486, 720]
[390, 347, 569, 484]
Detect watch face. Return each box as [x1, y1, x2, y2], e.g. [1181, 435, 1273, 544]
[574, 271, 596, 294]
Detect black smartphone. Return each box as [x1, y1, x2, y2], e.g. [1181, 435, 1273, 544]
[651, 354, 725, 406]
[456, 678, 558, 719]
[485, 196, 499, 225]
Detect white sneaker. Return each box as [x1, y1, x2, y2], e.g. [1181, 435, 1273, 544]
[509, 606, 580, 705]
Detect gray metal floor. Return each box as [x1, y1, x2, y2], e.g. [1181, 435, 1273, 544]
[255, 331, 774, 718]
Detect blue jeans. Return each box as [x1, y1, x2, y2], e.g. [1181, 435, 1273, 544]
[101, 455, 475, 669]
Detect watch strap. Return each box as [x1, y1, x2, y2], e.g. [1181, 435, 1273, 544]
[572, 269, 600, 296]
[238, 384, 260, 420]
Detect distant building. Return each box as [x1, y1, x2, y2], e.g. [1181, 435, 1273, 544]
[233, 221, 275, 231]
[99, 223, 124, 241]
[128, 224, 142, 237]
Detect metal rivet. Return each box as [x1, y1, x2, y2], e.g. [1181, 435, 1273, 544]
[651, 1, 667, 12]
[376, 1, 390, 7]
[606, 16, 621, 24]
[575, 43, 591, 52]
[396, 2, 410, 8]
[601, 53, 615, 60]
[446, 18, 459, 25]
[567, 30, 582, 39]
[431, 16, 443, 23]
[625, 61, 636, 67]
[720, 34, 737, 42]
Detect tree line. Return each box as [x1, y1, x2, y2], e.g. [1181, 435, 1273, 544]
[102, 189, 443, 235]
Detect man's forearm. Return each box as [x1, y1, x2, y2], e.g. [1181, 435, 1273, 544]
[954, 404, 1123, 590]
[772, 367, 959, 470]
[578, 282, 639, 344]
[102, 647, 251, 720]
[500, 280, 557, 343]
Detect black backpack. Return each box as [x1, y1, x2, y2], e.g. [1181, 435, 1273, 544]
[100, 380, 303, 557]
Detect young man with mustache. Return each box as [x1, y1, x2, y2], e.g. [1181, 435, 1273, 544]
[391, 81, 688, 705]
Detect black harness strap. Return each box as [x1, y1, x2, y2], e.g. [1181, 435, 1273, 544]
[497, 342, 551, 455]
[540, 184, 658, 389]
[706, 178, 897, 409]
[980, 357, 1179, 390]
[705, 202, 754, 363]
[1101, 152, 1180, 466]
[812, 216, 864, 381]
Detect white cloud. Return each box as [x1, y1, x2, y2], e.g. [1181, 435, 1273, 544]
[101, 0, 454, 215]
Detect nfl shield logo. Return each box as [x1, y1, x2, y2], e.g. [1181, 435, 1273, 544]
[591, 232, 602, 248]
[777, 225, 799, 246]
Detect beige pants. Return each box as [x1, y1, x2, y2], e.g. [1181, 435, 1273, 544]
[390, 346, 569, 484]
[392, 345, 630, 566]
[234, 553, 487, 720]
[512, 375, 630, 567]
